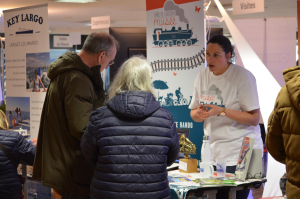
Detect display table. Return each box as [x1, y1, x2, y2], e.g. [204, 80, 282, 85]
[168, 169, 267, 199]
[258, 197, 284, 199]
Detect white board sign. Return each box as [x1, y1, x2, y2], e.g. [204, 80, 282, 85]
[91, 16, 110, 29]
[232, 0, 264, 15]
[53, 36, 72, 47]
[69, 32, 81, 45]
[179, 161, 187, 171]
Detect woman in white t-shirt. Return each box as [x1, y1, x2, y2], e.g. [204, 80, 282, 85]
[189, 35, 263, 199]
[33, 69, 47, 92]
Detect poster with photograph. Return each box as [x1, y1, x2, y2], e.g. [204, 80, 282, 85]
[6, 96, 30, 135]
[4, 4, 49, 140]
[26, 52, 50, 92]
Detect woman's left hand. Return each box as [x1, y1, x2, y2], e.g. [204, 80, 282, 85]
[202, 104, 223, 118]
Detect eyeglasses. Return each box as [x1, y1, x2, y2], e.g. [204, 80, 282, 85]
[105, 52, 115, 66]
[246, 172, 262, 179]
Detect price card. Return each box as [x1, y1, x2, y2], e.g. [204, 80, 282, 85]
[179, 161, 187, 171]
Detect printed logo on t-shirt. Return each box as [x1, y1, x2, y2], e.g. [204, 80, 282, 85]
[199, 84, 225, 108]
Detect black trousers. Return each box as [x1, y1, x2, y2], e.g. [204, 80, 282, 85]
[213, 165, 250, 199]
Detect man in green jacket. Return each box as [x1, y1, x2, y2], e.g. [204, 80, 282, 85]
[32, 32, 119, 198]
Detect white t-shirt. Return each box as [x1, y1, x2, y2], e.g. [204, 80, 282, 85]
[189, 64, 263, 166]
[34, 75, 41, 91]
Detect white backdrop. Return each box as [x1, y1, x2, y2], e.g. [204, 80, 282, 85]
[263, 17, 296, 197]
[234, 17, 296, 197]
[235, 18, 265, 68]
[265, 17, 297, 87]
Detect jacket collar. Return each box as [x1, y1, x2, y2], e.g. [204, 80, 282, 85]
[107, 91, 160, 119]
[283, 66, 300, 111]
[48, 51, 104, 101]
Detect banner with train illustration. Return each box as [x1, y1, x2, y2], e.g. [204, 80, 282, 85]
[146, 0, 205, 158]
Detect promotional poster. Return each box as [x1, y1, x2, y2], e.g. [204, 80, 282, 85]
[4, 4, 49, 140]
[146, 0, 205, 157]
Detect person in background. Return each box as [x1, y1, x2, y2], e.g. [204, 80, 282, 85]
[33, 32, 119, 199]
[18, 108, 22, 123]
[31, 138, 37, 146]
[189, 35, 263, 199]
[81, 56, 180, 199]
[0, 110, 36, 199]
[14, 108, 19, 126]
[32, 69, 47, 92]
[266, 66, 300, 198]
[280, 173, 287, 198]
[7, 111, 13, 129]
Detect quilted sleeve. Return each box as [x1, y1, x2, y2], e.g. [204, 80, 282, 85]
[16, 134, 36, 166]
[266, 109, 286, 164]
[167, 121, 180, 166]
[80, 113, 99, 165]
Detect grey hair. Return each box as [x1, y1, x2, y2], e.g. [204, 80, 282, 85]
[82, 32, 119, 55]
[0, 110, 8, 130]
[107, 56, 157, 101]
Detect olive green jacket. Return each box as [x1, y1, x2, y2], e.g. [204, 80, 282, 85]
[32, 51, 105, 195]
[266, 66, 300, 198]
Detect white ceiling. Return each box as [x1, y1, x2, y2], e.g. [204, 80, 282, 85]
[0, 0, 297, 35]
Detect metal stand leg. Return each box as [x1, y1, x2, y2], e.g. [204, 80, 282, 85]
[229, 186, 243, 199]
[207, 189, 218, 199]
[230, 190, 236, 199]
[22, 165, 28, 199]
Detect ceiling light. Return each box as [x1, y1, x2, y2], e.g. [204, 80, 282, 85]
[206, 16, 223, 23]
[213, 4, 232, 11]
[54, 0, 98, 3]
[225, 7, 233, 11]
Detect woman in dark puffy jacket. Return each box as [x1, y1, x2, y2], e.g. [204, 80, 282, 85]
[0, 110, 36, 199]
[81, 56, 180, 199]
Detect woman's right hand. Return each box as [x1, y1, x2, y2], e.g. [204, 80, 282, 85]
[196, 104, 209, 120]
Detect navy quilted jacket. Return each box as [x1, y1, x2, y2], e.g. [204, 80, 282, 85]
[0, 130, 36, 199]
[81, 91, 180, 199]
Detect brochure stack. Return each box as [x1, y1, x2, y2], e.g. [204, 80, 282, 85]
[235, 137, 254, 181]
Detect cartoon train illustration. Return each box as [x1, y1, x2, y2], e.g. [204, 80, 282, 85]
[153, 24, 198, 47]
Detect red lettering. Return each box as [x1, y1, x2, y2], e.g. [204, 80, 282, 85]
[200, 95, 215, 101]
[154, 17, 177, 26]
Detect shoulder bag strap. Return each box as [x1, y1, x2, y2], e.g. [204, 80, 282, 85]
[0, 142, 19, 168]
